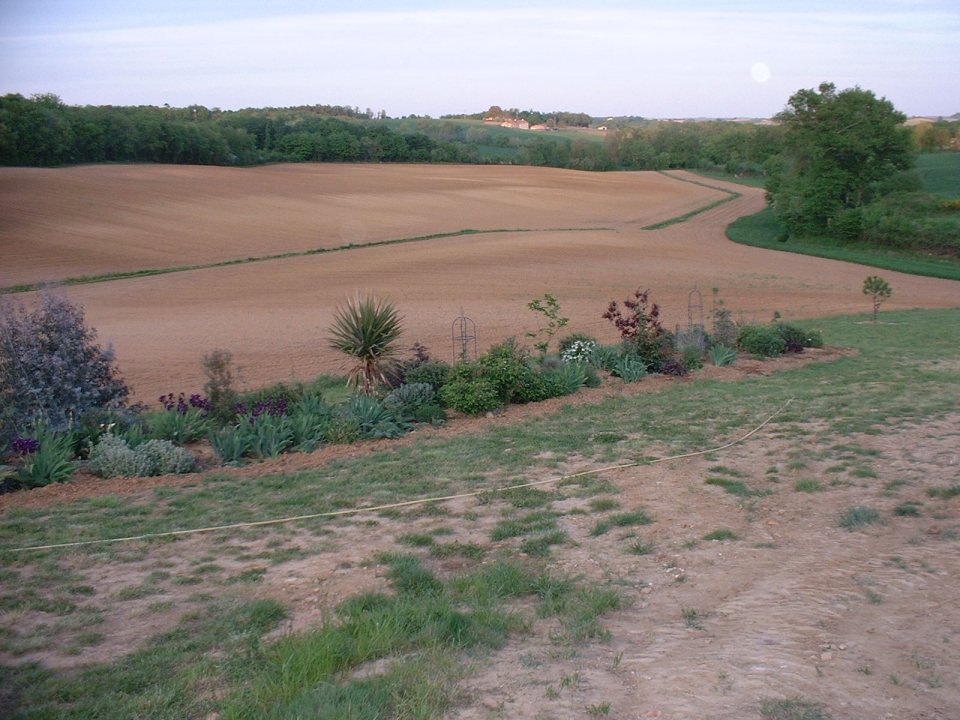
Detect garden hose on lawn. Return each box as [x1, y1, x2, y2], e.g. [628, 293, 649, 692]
[7, 398, 793, 554]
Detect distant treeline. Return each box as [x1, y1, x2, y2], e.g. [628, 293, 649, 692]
[0, 94, 471, 167]
[0, 93, 793, 175]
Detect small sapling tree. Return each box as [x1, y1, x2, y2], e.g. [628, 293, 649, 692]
[862, 276, 892, 322]
[526, 293, 569, 357]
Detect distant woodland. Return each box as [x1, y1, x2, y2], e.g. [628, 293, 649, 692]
[4, 93, 957, 178]
[0, 92, 788, 173]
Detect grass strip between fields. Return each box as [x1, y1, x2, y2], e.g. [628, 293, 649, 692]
[639, 171, 741, 230]
[2, 226, 613, 295]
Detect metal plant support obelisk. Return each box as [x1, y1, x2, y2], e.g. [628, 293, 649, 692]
[679, 285, 706, 351]
[452, 311, 477, 363]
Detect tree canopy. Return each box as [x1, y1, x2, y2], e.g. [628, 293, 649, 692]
[765, 82, 914, 235]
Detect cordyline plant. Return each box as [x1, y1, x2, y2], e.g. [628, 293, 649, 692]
[0, 290, 128, 449]
[328, 295, 404, 396]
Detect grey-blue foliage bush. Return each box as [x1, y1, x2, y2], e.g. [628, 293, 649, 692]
[0, 291, 129, 450]
[87, 434, 195, 478]
[611, 355, 647, 383]
[340, 395, 404, 439]
[383, 383, 436, 421]
[708, 345, 737, 367]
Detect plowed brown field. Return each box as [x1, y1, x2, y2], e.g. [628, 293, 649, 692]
[3, 164, 960, 719]
[3, 164, 957, 402]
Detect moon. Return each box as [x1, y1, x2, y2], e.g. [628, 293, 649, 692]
[752, 62, 771, 83]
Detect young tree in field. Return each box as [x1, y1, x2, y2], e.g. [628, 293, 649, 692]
[766, 82, 914, 236]
[328, 295, 404, 396]
[863, 276, 892, 322]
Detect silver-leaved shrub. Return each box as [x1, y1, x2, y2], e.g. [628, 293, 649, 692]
[88, 434, 195, 478]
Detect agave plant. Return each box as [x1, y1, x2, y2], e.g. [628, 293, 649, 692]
[328, 295, 404, 396]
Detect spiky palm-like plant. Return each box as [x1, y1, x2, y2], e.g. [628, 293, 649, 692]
[328, 295, 404, 395]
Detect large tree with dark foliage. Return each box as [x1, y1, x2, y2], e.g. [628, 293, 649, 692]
[765, 82, 914, 236]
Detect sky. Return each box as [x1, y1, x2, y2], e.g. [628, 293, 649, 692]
[1, 1, 958, 119]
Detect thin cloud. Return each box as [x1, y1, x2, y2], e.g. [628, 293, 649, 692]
[1, 6, 956, 117]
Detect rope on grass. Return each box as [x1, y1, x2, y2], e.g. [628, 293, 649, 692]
[7, 398, 793, 554]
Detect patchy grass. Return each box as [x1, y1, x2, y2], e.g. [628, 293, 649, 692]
[928, 484, 960, 500]
[839, 506, 882, 530]
[703, 528, 738, 542]
[760, 696, 827, 720]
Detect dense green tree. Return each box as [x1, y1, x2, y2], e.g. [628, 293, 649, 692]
[766, 82, 914, 236]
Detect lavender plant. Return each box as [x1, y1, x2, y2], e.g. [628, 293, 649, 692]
[0, 291, 128, 449]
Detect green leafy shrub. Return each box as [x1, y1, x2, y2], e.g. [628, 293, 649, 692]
[708, 345, 737, 367]
[543, 363, 588, 396]
[513, 370, 551, 403]
[237, 382, 303, 414]
[578, 362, 602, 388]
[774, 323, 823, 352]
[478, 341, 538, 404]
[441, 370, 501, 415]
[737, 325, 787, 357]
[709, 289, 738, 348]
[412, 404, 447, 425]
[403, 361, 452, 394]
[680, 345, 704, 370]
[88, 434, 195, 478]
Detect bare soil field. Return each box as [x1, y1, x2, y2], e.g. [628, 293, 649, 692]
[2, 165, 959, 719]
[2, 165, 957, 402]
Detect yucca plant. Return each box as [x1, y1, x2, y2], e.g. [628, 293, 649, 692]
[328, 295, 404, 396]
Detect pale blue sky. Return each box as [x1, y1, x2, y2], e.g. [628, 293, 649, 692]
[1, 1, 957, 118]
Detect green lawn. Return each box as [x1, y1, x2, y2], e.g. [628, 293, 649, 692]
[727, 207, 960, 281]
[916, 152, 960, 198]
